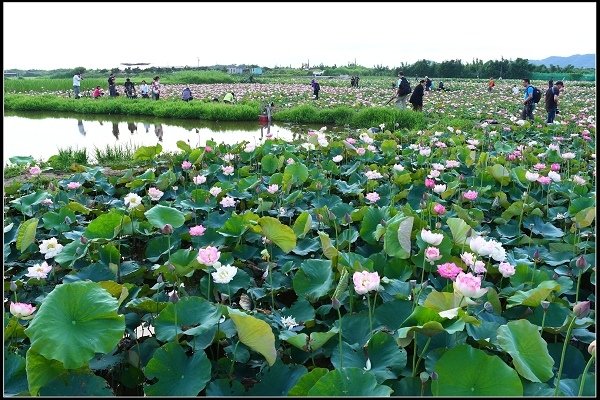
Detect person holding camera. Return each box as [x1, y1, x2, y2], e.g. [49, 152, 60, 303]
[73, 72, 83, 99]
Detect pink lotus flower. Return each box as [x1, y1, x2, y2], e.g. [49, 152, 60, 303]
[193, 175, 207, 185]
[209, 186, 222, 196]
[356, 147, 366, 156]
[498, 261, 516, 278]
[352, 271, 380, 295]
[220, 196, 236, 208]
[148, 187, 164, 201]
[463, 190, 478, 201]
[197, 246, 221, 266]
[437, 262, 462, 280]
[182, 160, 192, 170]
[222, 165, 235, 176]
[472, 260, 487, 274]
[433, 203, 446, 215]
[365, 192, 380, 204]
[67, 181, 81, 190]
[453, 272, 487, 298]
[267, 184, 279, 194]
[346, 137, 356, 144]
[425, 246, 442, 264]
[533, 163, 546, 170]
[537, 176, 552, 185]
[29, 165, 42, 176]
[189, 225, 206, 236]
[204, 146, 213, 153]
[25, 261, 52, 279]
[425, 178, 436, 188]
[9, 302, 36, 320]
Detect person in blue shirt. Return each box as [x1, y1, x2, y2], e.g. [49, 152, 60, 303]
[521, 78, 534, 121]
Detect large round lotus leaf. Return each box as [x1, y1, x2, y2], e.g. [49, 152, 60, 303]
[432, 344, 523, 396]
[144, 204, 185, 229]
[24, 281, 125, 369]
[144, 341, 211, 396]
[39, 373, 114, 396]
[307, 367, 393, 396]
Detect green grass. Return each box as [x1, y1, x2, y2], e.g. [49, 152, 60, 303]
[48, 147, 89, 170]
[93, 143, 139, 165]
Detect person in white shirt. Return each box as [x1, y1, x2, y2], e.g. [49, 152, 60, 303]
[139, 80, 150, 98]
[73, 72, 82, 99]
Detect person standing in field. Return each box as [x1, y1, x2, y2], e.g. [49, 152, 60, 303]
[151, 76, 161, 100]
[488, 77, 495, 92]
[124, 78, 137, 98]
[409, 79, 425, 111]
[73, 72, 82, 99]
[521, 78, 535, 121]
[545, 80, 564, 124]
[424, 76, 432, 91]
[311, 79, 321, 99]
[139, 80, 149, 98]
[395, 71, 412, 110]
[108, 73, 117, 97]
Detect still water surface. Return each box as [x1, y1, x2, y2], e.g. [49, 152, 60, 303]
[3, 111, 339, 164]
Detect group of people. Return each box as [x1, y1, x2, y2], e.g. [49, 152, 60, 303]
[350, 75, 360, 88]
[95, 74, 161, 99]
[521, 78, 564, 124]
[392, 71, 428, 111]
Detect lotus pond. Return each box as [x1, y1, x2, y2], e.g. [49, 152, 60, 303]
[3, 79, 596, 397]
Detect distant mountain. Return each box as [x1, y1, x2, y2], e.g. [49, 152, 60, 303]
[530, 54, 595, 69]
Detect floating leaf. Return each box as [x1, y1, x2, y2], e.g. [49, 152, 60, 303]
[293, 212, 312, 239]
[292, 259, 333, 301]
[4, 352, 28, 396]
[307, 367, 393, 396]
[84, 210, 129, 240]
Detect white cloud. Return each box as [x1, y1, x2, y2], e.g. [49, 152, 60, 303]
[3, 2, 596, 70]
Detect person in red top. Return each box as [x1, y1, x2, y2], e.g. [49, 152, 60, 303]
[93, 86, 104, 99]
[488, 78, 495, 92]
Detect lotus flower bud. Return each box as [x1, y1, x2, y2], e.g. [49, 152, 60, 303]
[80, 235, 88, 244]
[484, 301, 494, 313]
[419, 371, 430, 383]
[533, 250, 540, 260]
[161, 224, 174, 235]
[430, 371, 438, 381]
[157, 274, 163, 283]
[576, 256, 587, 269]
[409, 280, 417, 290]
[10, 281, 17, 292]
[541, 300, 550, 310]
[168, 290, 179, 303]
[573, 301, 591, 318]
[332, 297, 341, 310]
[344, 213, 353, 224]
[588, 340, 596, 357]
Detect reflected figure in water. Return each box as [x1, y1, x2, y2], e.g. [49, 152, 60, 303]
[77, 120, 86, 136]
[127, 121, 137, 134]
[144, 122, 150, 133]
[154, 124, 163, 142]
[112, 122, 120, 139]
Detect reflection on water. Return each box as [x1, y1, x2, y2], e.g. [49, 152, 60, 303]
[3, 111, 340, 163]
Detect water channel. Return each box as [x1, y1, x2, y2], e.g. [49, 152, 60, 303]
[4, 111, 346, 164]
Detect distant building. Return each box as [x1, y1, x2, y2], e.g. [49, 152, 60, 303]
[312, 70, 325, 76]
[227, 66, 244, 74]
[250, 67, 263, 75]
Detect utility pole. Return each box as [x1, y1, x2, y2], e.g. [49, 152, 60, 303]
[197, 57, 200, 68]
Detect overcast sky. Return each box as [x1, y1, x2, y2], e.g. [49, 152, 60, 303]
[3, 2, 596, 70]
